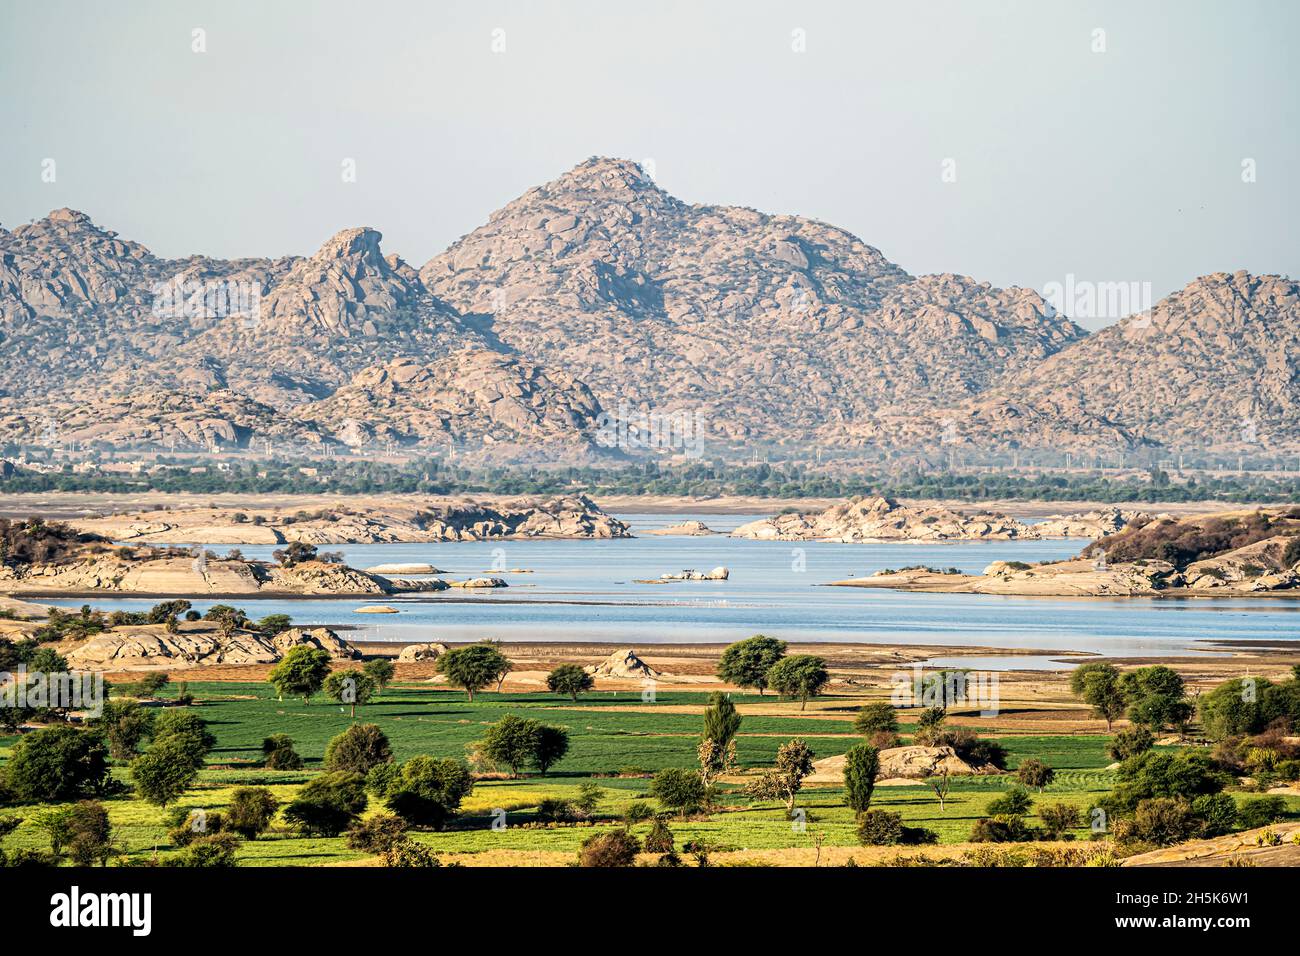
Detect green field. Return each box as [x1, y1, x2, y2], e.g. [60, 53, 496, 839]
[0, 682, 1293, 866]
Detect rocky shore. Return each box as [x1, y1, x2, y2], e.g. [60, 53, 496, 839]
[69, 495, 631, 545]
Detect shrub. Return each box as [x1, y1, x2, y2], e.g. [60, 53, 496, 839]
[283, 772, 368, 836]
[622, 801, 654, 825]
[382, 836, 441, 867]
[1108, 749, 1231, 812]
[173, 832, 240, 867]
[66, 801, 114, 866]
[854, 702, 899, 736]
[986, 786, 1033, 817]
[346, 813, 409, 853]
[1114, 797, 1199, 847]
[262, 734, 303, 770]
[226, 787, 279, 839]
[578, 829, 640, 867]
[649, 768, 706, 816]
[572, 782, 603, 816]
[857, 809, 904, 845]
[168, 809, 224, 847]
[912, 707, 947, 745]
[1017, 759, 1055, 791]
[1191, 793, 1240, 837]
[324, 723, 392, 775]
[643, 818, 675, 854]
[842, 744, 879, 813]
[1238, 795, 1289, 829]
[535, 798, 577, 823]
[970, 815, 1038, 843]
[1038, 803, 1081, 839]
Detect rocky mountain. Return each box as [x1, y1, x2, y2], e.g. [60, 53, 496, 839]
[420, 158, 1084, 442]
[0, 159, 1293, 457]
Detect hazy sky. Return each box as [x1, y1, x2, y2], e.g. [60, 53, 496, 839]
[2, 0, 1296, 328]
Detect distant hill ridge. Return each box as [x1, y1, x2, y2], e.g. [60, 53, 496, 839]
[1, 157, 1295, 457]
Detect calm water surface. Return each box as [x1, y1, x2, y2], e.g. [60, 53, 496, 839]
[47, 513, 1300, 669]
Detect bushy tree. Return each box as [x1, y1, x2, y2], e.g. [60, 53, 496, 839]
[764, 655, 829, 710]
[843, 744, 879, 813]
[131, 739, 202, 807]
[643, 817, 674, 854]
[3, 725, 110, 802]
[1017, 758, 1055, 791]
[1108, 726, 1155, 762]
[174, 832, 241, 867]
[324, 723, 392, 775]
[381, 756, 474, 829]
[912, 706, 947, 745]
[1121, 666, 1192, 733]
[700, 692, 741, 783]
[856, 809, 937, 846]
[150, 709, 215, 767]
[477, 714, 568, 777]
[546, 663, 594, 701]
[650, 768, 707, 817]
[1038, 803, 1081, 839]
[578, 829, 640, 867]
[986, 786, 1033, 817]
[261, 733, 303, 770]
[1069, 662, 1126, 731]
[854, 702, 899, 736]
[1191, 793, 1240, 837]
[268, 646, 332, 703]
[969, 815, 1038, 843]
[1113, 797, 1199, 846]
[283, 772, 368, 836]
[1108, 749, 1230, 812]
[92, 699, 155, 760]
[346, 813, 408, 853]
[743, 738, 816, 813]
[1199, 677, 1272, 741]
[1238, 795, 1288, 829]
[66, 801, 114, 866]
[362, 658, 395, 694]
[534, 724, 570, 775]
[716, 635, 787, 694]
[438, 643, 509, 702]
[226, 787, 280, 839]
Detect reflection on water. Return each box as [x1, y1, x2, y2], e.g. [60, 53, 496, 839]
[48, 512, 1300, 669]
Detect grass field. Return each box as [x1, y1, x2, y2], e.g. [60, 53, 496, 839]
[1, 680, 1295, 866]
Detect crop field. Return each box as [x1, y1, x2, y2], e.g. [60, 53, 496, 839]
[9, 677, 1282, 867]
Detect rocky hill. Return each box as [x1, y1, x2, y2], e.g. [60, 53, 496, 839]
[420, 157, 1084, 443]
[1, 160, 1293, 457]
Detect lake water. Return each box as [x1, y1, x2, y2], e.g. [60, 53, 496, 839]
[45, 512, 1300, 669]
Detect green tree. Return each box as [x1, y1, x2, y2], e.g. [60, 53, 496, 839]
[1017, 758, 1055, 791]
[1108, 749, 1230, 812]
[437, 643, 509, 702]
[534, 724, 570, 775]
[283, 772, 368, 836]
[649, 768, 707, 817]
[380, 756, 474, 830]
[854, 702, 900, 736]
[765, 655, 829, 710]
[3, 725, 110, 802]
[92, 699, 155, 760]
[716, 635, 787, 694]
[699, 692, 742, 783]
[131, 739, 202, 807]
[578, 829, 640, 867]
[150, 709, 215, 767]
[478, 714, 542, 777]
[1068, 662, 1127, 731]
[843, 744, 880, 814]
[268, 646, 332, 703]
[362, 658, 395, 695]
[255, 614, 293, 638]
[1198, 677, 1270, 741]
[1120, 665, 1193, 733]
[1108, 726, 1155, 762]
[1038, 803, 1081, 839]
[226, 787, 280, 840]
[546, 663, 594, 701]
[324, 723, 392, 775]
[324, 669, 376, 717]
[66, 801, 114, 866]
[262, 733, 303, 770]
[743, 738, 816, 814]
[912, 706, 947, 745]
